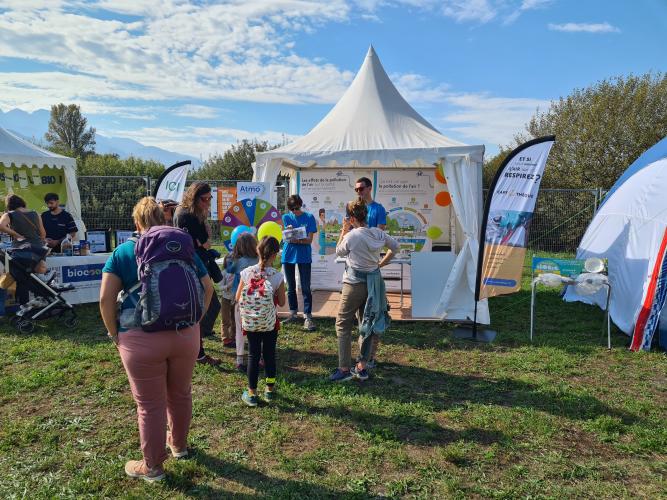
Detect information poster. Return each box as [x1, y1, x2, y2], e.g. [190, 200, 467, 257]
[217, 186, 236, 219]
[299, 169, 436, 292]
[299, 169, 372, 290]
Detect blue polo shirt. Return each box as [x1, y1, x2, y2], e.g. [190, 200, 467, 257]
[281, 211, 317, 264]
[366, 201, 387, 228]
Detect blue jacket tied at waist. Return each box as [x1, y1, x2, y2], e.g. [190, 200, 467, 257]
[347, 267, 391, 339]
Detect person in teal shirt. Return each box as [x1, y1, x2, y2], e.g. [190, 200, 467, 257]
[281, 194, 318, 331]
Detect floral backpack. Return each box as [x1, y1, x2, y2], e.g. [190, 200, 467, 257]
[239, 267, 276, 332]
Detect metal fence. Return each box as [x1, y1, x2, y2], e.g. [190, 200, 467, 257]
[78, 176, 150, 232]
[78, 177, 603, 252]
[79, 177, 289, 244]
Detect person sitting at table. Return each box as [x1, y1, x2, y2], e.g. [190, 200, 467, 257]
[41, 193, 77, 253]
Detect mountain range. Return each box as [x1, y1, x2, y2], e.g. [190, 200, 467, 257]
[0, 108, 200, 167]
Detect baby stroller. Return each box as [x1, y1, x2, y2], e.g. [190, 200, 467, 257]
[1, 244, 77, 333]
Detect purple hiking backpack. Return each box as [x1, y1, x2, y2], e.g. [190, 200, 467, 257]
[133, 226, 204, 332]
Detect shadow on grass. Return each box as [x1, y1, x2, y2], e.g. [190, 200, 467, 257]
[278, 348, 640, 427]
[168, 449, 348, 499]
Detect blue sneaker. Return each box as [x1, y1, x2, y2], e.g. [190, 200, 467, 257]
[366, 359, 376, 370]
[329, 368, 353, 382]
[241, 390, 258, 407]
[351, 366, 369, 381]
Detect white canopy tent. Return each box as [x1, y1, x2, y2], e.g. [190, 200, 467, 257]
[254, 46, 488, 323]
[0, 126, 85, 235]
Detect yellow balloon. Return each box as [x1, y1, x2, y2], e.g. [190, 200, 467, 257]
[426, 226, 443, 240]
[257, 221, 283, 243]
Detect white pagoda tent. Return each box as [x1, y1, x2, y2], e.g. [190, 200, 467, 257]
[0, 126, 85, 234]
[254, 46, 488, 323]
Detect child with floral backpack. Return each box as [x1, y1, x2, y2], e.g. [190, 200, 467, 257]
[236, 236, 285, 406]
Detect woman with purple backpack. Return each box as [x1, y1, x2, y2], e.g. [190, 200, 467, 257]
[100, 197, 213, 482]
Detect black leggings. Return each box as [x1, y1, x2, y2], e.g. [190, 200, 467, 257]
[246, 330, 277, 390]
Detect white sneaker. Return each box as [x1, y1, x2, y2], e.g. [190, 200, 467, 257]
[304, 316, 316, 331]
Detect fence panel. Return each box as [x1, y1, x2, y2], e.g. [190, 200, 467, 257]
[528, 189, 598, 254]
[78, 176, 149, 232]
[79, 176, 596, 254]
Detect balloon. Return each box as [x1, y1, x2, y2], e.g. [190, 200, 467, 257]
[257, 221, 283, 243]
[426, 226, 443, 240]
[231, 225, 253, 247]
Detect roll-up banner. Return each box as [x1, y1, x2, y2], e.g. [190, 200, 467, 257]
[476, 136, 555, 301]
[152, 160, 191, 203]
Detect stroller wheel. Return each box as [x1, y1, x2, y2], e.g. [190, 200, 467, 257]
[63, 315, 78, 328]
[18, 320, 35, 334]
[9, 315, 20, 327]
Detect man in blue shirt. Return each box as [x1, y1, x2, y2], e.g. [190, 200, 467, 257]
[355, 177, 386, 229]
[41, 193, 78, 253]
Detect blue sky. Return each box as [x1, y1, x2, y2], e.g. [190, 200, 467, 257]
[0, 0, 665, 160]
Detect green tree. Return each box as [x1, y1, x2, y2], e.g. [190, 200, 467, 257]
[484, 73, 667, 189]
[77, 153, 165, 178]
[45, 103, 96, 158]
[192, 139, 278, 180]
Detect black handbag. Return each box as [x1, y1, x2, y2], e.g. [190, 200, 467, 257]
[198, 247, 223, 283]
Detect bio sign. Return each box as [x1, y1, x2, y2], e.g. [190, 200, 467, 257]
[61, 264, 104, 283]
[0, 165, 67, 212]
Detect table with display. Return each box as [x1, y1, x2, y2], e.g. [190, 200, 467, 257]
[46, 253, 110, 304]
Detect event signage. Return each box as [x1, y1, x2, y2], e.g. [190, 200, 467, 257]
[298, 168, 436, 291]
[153, 160, 191, 203]
[299, 169, 373, 290]
[532, 257, 585, 278]
[0, 165, 67, 212]
[217, 186, 236, 219]
[477, 136, 555, 300]
[237, 182, 269, 201]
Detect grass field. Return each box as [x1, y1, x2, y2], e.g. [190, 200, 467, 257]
[0, 282, 665, 499]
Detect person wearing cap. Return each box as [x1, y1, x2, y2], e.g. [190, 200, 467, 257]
[159, 200, 178, 226]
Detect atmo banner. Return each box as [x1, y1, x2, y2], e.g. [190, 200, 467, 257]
[476, 136, 555, 300]
[153, 160, 191, 203]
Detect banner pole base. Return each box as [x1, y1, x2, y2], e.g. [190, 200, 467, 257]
[453, 324, 497, 343]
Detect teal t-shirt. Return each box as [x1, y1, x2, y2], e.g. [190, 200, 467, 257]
[281, 211, 317, 264]
[102, 239, 208, 318]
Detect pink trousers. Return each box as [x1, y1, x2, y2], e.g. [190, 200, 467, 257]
[117, 325, 199, 468]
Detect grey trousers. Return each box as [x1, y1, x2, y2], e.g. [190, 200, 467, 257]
[335, 282, 375, 369]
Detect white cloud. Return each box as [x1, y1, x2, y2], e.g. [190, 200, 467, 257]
[438, 93, 550, 147]
[441, 0, 496, 24]
[0, 1, 354, 110]
[173, 105, 222, 119]
[548, 22, 620, 33]
[504, 0, 552, 25]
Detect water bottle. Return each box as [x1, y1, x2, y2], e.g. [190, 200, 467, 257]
[62, 235, 73, 256]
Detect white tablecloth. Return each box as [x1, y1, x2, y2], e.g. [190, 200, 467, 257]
[47, 253, 111, 304]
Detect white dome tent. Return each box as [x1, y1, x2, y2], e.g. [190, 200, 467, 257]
[0, 126, 85, 235]
[565, 136, 667, 345]
[254, 46, 488, 323]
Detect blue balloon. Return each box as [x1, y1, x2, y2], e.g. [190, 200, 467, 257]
[230, 225, 253, 248]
